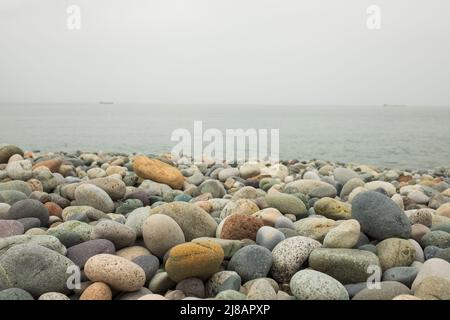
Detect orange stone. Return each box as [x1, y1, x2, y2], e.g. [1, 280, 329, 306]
[221, 214, 264, 241]
[32, 159, 62, 173]
[44, 202, 63, 218]
[165, 241, 224, 282]
[133, 155, 184, 189]
[79, 282, 113, 300]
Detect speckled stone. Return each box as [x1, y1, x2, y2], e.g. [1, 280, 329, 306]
[270, 236, 321, 283]
[84, 254, 146, 292]
[290, 269, 349, 300]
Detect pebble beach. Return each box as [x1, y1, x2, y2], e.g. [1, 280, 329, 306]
[1, 143, 450, 300]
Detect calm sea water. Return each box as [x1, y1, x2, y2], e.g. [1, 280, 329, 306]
[1, 104, 449, 169]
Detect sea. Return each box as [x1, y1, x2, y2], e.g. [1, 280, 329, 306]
[1, 104, 449, 170]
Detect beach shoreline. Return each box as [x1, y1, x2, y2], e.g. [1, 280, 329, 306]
[1, 144, 450, 300]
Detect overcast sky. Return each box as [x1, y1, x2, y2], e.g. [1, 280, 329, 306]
[1, 0, 449, 106]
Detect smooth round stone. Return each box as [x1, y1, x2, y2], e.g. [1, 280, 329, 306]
[218, 168, 240, 182]
[0, 220, 24, 237]
[44, 202, 63, 218]
[265, 193, 307, 217]
[239, 162, 263, 179]
[79, 282, 113, 300]
[32, 168, 57, 193]
[132, 255, 160, 283]
[323, 219, 360, 248]
[424, 245, 441, 260]
[0, 180, 32, 196]
[186, 172, 205, 186]
[84, 254, 146, 292]
[220, 199, 260, 219]
[309, 185, 337, 198]
[256, 226, 286, 250]
[215, 290, 246, 300]
[376, 238, 416, 271]
[421, 231, 450, 249]
[365, 181, 396, 196]
[274, 216, 295, 229]
[313, 197, 351, 220]
[124, 190, 150, 206]
[116, 246, 151, 260]
[411, 224, 430, 242]
[47, 220, 92, 247]
[5, 199, 49, 226]
[87, 168, 107, 179]
[38, 292, 70, 300]
[407, 190, 430, 204]
[414, 276, 450, 300]
[284, 180, 332, 195]
[165, 241, 224, 282]
[246, 279, 277, 300]
[150, 202, 218, 241]
[199, 179, 226, 198]
[17, 217, 41, 232]
[148, 271, 176, 294]
[308, 248, 381, 284]
[0, 190, 28, 205]
[352, 281, 411, 300]
[436, 203, 450, 218]
[62, 205, 108, 222]
[165, 289, 186, 300]
[206, 271, 241, 297]
[0, 145, 24, 163]
[0, 288, 34, 300]
[231, 186, 258, 200]
[270, 236, 321, 283]
[74, 184, 114, 213]
[66, 239, 115, 268]
[176, 278, 206, 298]
[408, 208, 433, 227]
[412, 258, 450, 290]
[91, 220, 136, 249]
[290, 269, 349, 300]
[340, 178, 365, 199]
[87, 177, 126, 201]
[333, 168, 359, 184]
[0, 234, 67, 256]
[142, 214, 185, 257]
[228, 245, 273, 282]
[220, 214, 264, 241]
[294, 217, 337, 242]
[252, 208, 283, 226]
[382, 266, 419, 287]
[6, 160, 32, 180]
[351, 191, 411, 240]
[124, 207, 150, 238]
[0, 244, 74, 296]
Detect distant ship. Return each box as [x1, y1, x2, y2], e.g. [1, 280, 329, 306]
[99, 101, 114, 105]
[383, 104, 408, 108]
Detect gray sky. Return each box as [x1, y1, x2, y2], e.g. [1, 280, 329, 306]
[1, 0, 449, 106]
